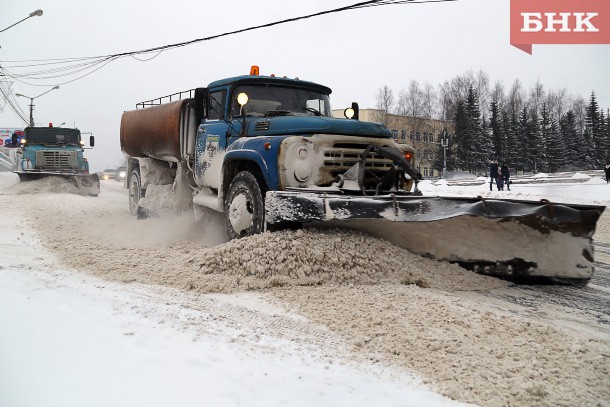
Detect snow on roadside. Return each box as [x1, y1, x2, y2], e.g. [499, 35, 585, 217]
[571, 172, 591, 179]
[419, 175, 610, 206]
[0, 172, 18, 189]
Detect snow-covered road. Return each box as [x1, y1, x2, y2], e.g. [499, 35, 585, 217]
[1, 173, 609, 406]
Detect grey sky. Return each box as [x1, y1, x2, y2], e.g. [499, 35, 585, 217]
[1, 0, 608, 172]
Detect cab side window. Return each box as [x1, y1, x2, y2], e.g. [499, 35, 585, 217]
[208, 90, 226, 120]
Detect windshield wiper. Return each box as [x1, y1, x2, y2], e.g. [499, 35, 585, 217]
[265, 110, 292, 117]
[304, 107, 322, 116]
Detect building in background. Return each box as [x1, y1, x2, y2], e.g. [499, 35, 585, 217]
[332, 109, 453, 178]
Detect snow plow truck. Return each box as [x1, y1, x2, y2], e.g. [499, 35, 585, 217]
[120, 66, 604, 284]
[15, 125, 100, 196]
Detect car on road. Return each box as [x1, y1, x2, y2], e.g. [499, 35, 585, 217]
[99, 168, 116, 181]
[115, 166, 127, 182]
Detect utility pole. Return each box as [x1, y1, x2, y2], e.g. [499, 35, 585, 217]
[15, 86, 59, 127]
[441, 129, 449, 178]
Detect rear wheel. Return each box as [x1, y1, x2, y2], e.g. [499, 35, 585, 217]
[224, 171, 265, 240]
[129, 167, 146, 218]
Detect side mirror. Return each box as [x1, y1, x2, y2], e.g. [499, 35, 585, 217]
[89, 135, 95, 147]
[194, 87, 207, 123]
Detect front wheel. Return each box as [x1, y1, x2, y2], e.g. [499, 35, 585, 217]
[224, 171, 265, 240]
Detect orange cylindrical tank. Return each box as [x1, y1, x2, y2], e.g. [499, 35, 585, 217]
[120, 99, 190, 162]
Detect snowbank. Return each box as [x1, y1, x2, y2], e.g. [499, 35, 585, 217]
[571, 172, 591, 179]
[0, 172, 18, 189]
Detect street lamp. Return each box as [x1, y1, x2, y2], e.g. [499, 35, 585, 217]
[440, 130, 449, 179]
[15, 86, 60, 127]
[0, 10, 43, 33]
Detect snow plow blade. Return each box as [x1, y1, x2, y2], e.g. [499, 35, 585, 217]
[266, 191, 605, 283]
[71, 173, 100, 196]
[16, 172, 100, 196]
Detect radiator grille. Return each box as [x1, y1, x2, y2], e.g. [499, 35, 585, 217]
[35, 150, 77, 171]
[323, 145, 393, 171]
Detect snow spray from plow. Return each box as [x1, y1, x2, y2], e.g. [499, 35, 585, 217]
[266, 192, 605, 283]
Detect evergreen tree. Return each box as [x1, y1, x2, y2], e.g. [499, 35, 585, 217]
[541, 103, 564, 172]
[527, 108, 543, 173]
[503, 110, 520, 173]
[560, 111, 583, 169]
[597, 108, 610, 165]
[585, 92, 602, 167]
[489, 100, 504, 160]
[517, 107, 534, 172]
[432, 142, 444, 174]
[605, 109, 610, 164]
[465, 86, 492, 173]
[537, 103, 555, 172]
[454, 100, 470, 172]
[582, 126, 595, 169]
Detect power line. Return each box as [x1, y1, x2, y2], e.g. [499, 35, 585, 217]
[0, 0, 458, 87]
[0, 79, 29, 124]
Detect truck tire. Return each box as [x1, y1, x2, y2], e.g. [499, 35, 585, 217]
[128, 167, 147, 218]
[224, 171, 265, 240]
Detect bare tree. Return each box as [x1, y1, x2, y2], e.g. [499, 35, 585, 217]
[545, 88, 568, 122]
[396, 80, 430, 135]
[491, 81, 506, 107]
[508, 79, 525, 118]
[474, 70, 491, 121]
[570, 95, 587, 135]
[375, 85, 395, 126]
[421, 82, 437, 120]
[528, 80, 545, 117]
[396, 80, 423, 117]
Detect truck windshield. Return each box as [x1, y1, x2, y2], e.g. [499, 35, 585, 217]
[230, 85, 331, 118]
[25, 128, 81, 146]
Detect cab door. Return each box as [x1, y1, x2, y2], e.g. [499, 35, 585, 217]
[195, 89, 229, 188]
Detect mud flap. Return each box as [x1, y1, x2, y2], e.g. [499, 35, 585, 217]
[265, 191, 605, 282]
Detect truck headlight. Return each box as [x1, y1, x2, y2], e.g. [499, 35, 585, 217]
[294, 162, 312, 182]
[294, 147, 311, 181]
[280, 137, 317, 187]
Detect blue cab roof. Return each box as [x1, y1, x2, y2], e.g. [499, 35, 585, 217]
[207, 75, 332, 95]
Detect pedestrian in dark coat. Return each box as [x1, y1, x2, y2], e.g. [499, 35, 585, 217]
[500, 162, 510, 190]
[605, 163, 610, 183]
[489, 160, 500, 191]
